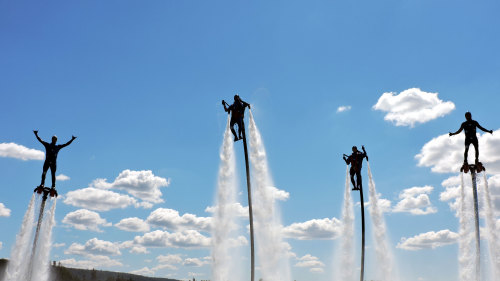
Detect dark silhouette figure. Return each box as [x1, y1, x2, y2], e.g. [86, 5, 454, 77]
[343, 146, 368, 191]
[449, 112, 492, 166]
[222, 95, 251, 142]
[34, 130, 76, 189]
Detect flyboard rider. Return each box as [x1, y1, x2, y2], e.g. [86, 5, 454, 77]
[343, 146, 368, 190]
[222, 95, 251, 142]
[449, 112, 492, 173]
[34, 130, 76, 197]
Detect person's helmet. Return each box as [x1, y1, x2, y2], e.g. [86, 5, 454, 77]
[465, 111, 472, 119]
[352, 146, 358, 152]
[234, 94, 240, 101]
[52, 135, 58, 143]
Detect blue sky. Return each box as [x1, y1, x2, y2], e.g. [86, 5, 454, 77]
[1, 0, 500, 280]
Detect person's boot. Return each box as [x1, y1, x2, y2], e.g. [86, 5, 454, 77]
[50, 186, 58, 197]
[461, 160, 469, 173]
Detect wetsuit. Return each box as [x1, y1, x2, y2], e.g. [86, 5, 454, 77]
[345, 151, 368, 189]
[226, 99, 250, 140]
[454, 120, 490, 163]
[36, 135, 74, 187]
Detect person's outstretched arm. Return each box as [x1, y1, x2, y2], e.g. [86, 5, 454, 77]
[242, 100, 251, 109]
[343, 154, 350, 165]
[33, 130, 46, 144]
[60, 136, 77, 148]
[362, 146, 369, 161]
[476, 122, 493, 134]
[222, 100, 230, 113]
[449, 124, 464, 136]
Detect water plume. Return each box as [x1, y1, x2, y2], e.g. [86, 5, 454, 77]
[248, 111, 291, 281]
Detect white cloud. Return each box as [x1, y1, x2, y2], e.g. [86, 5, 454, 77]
[205, 203, 248, 218]
[416, 129, 500, 174]
[282, 217, 342, 240]
[310, 267, 324, 273]
[59, 255, 122, 269]
[92, 170, 170, 204]
[268, 186, 290, 201]
[336, 105, 352, 113]
[63, 187, 139, 211]
[295, 254, 325, 268]
[115, 217, 150, 232]
[373, 88, 455, 127]
[0, 203, 11, 217]
[183, 257, 210, 267]
[133, 230, 211, 248]
[0, 242, 2, 250]
[130, 267, 155, 277]
[146, 208, 212, 232]
[362, 197, 393, 213]
[393, 186, 437, 215]
[56, 174, 70, 181]
[65, 238, 121, 256]
[53, 243, 66, 248]
[157, 254, 183, 265]
[397, 229, 458, 250]
[62, 209, 111, 231]
[0, 143, 44, 160]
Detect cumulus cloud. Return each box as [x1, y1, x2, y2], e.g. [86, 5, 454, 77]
[146, 208, 212, 232]
[336, 105, 352, 113]
[294, 254, 325, 273]
[205, 203, 248, 218]
[397, 229, 458, 250]
[130, 267, 155, 277]
[62, 209, 111, 231]
[133, 230, 211, 248]
[268, 186, 290, 201]
[393, 186, 437, 215]
[373, 88, 455, 127]
[56, 174, 70, 181]
[157, 254, 183, 265]
[416, 129, 500, 174]
[0, 203, 11, 217]
[0, 143, 44, 160]
[362, 197, 393, 213]
[183, 257, 210, 267]
[63, 170, 169, 211]
[59, 255, 122, 269]
[115, 217, 150, 232]
[295, 254, 325, 268]
[92, 170, 170, 203]
[310, 267, 324, 273]
[282, 217, 342, 240]
[65, 238, 121, 256]
[63, 187, 140, 211]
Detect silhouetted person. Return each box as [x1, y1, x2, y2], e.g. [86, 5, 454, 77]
[34, 130, 76, 189]
[343, 146, 368, 191]
[222, 95, 251, 142]
[449, 112, 492, 165]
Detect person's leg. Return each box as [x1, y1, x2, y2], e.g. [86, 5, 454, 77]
[350, 169, 356, 189]
[50, 162, 57, 188]
[230, 118, 238, 141]
[41, 161, 49, 186]
[356, 171, 362, 189]
[464, 141, 471, 163]
[472, 138, 479, 164]
[237, 118, 244, 139]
